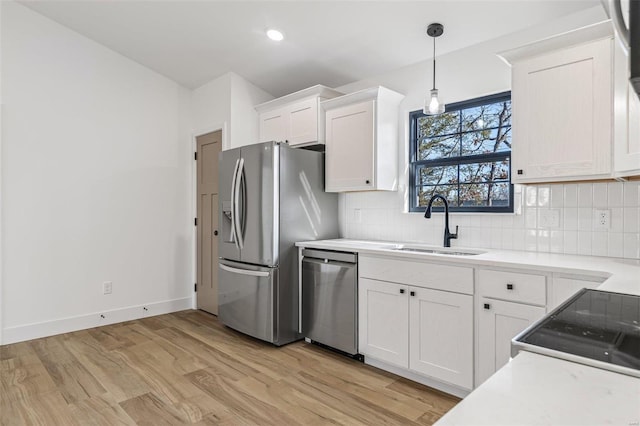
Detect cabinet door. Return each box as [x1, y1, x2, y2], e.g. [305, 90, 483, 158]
[288, 98, 318, 146]
[358, 278, 408, 368]
[409, 288, 473, 390]
[477, 298, 545, 385]
[325, 100, 375, 192]
[614, 39, 640, 174]
[259, 107, 287, 143]
[512, 38, 612, 182]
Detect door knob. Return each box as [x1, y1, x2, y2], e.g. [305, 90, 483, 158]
[213, 230, 219, 236]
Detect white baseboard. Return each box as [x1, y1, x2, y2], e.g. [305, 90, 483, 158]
[1, 297, 193, 345]
[364, 357, 471, 399]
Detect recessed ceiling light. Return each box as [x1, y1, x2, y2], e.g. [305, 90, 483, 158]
[266, 29, 284, 41]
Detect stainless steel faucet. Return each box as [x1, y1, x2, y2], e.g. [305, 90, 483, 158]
[424, 194, 458, 247]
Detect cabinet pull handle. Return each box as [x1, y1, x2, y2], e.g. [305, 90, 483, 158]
[214, 230, 219, 236]
[410, 291, 416, 297]
[507, 283, 514, 290]
[400, 289, 405, 294]
[517, 169, 524, 175]
[365, 179, 370, 185]
[484, 303, 491, 310]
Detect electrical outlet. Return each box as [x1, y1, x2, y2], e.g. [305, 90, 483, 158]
[103, 281, 112, 295]
[594, 209, 610, 229]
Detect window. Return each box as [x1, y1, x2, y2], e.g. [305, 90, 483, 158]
[409, 92, 513, 213]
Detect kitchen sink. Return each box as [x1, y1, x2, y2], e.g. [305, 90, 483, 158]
[390, 246, 484, 256]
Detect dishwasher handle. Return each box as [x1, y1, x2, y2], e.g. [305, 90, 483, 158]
[301, 248, 357, 264]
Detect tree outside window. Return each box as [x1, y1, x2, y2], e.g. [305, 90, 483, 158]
[409, 92, 513, 213]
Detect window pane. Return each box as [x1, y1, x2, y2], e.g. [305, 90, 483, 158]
[417, 111, 459, 138]
[418, 135, 460, 160]
[459, 182, 511, 207]
[409, 92, 512, 212]
[460, 128, 511, 156]
[459, 159, 510, 184]
[461, 100, 511, 132]
[417, 185, 458, 207]
[418, 165, 458, 186]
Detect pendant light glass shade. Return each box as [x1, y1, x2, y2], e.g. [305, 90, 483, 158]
[424, 89, 445, 115]
[424, 23, 445, 116]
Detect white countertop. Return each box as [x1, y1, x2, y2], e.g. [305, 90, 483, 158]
[296, 238, 640, 295]
[296, 238, 640, 425]
[435, 351, 640, 426]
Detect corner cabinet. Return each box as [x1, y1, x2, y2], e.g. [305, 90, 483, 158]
[500, 23, 614, 183]
[322, 87, 404, 192]
[358, 255, 473, 391]
[255, 85, 343, 147]
[476, 268, 547, 386]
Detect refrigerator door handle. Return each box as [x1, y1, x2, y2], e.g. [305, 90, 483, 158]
[234, 157, 245, 249]
[219, 263, 270, 277]
[230, 158, 240, 249]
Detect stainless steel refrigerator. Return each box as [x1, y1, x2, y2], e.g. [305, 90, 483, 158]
[218, 141, 338, 346]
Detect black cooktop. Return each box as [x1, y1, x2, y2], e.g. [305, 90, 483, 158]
[517, 289, 640, 371]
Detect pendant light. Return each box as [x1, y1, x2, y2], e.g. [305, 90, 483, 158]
[424, 23, 445, 115]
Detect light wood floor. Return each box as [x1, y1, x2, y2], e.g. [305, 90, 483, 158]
[1, 310, 459, 425]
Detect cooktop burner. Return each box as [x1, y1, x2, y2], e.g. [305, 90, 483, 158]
[514, 289, 640, 376]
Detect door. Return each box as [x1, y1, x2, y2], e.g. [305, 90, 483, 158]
[358, 278, 409, 368]
[409, 287, 473, 390]
[259, 107, 287, 143]
[218, 147, 241, 262]
[236, 142, 277, 266]
[288, 98, 318, 146]
[325, 100, 375, 192]
[218, 259, 277, 343]
[196, 131, 222, 314]
[477, 298, 545, 385]
[512, 38, 612, 181]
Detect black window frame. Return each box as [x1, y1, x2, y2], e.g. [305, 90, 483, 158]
[409, 91, 514, 213]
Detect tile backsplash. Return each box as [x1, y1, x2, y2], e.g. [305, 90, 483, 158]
[340, 181, 640, 259]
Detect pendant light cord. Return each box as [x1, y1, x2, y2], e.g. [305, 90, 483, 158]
[432, 36, 437, 90]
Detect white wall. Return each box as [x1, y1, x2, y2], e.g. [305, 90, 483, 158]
[229, 72, 273, 148]
[190, 71, 273, 148]
[334, 6, 640, 259]
[1, 2, 193, 344]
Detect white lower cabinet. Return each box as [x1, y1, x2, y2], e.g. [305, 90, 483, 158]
[359, 278, 409, 368]
[359, 276, 473, 390]
[409, 287, 473, 389]
[477, 297, 545, 385]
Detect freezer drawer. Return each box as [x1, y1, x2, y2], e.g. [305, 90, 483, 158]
[218, 259, 277, 343]
[302, 254, 358, 355]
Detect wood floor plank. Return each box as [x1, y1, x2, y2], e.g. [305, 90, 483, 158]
[185, 368, 298, 425]
[62, 331, 152, 403]
[67, 393, 137, 426]
[0, 310, 459, 425]
[0, 390, 79, 426]
[119, 392, 188, 426]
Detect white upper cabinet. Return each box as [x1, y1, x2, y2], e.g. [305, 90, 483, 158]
[501, 23, 614, 183]
[256, 85, 343, 147]
[614, 35, 640, 177]
[322, 86, 404, 192]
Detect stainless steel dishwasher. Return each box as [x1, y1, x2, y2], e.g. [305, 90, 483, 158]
[301, 248, 358, 356]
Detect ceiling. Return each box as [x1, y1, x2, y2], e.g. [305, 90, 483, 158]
[20, 1, 599, 97]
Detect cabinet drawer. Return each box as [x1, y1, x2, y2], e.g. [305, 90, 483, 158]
[359, 255, 473, 295]
[478, 269, 546, 306]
